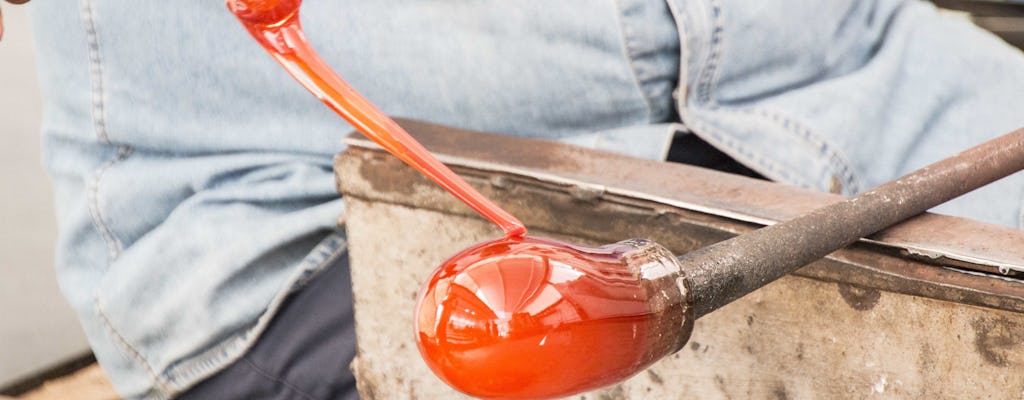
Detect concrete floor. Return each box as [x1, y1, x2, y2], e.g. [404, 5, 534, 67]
[0, 6, 91, 390]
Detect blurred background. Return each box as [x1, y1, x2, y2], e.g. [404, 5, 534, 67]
[0, 5, 92, 394]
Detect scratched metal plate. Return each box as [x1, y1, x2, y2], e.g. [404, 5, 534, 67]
[341, 119, 1024, 277]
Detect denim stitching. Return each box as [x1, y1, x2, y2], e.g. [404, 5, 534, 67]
[612, 0, 655, 122]
[96, 300, 173, 396]
[690, 105, 864, 193]
[687, 116, 809, 188]
[160, 234, 348, 395]
[83, 5, 156, 394]
[747, 107, 862, 193]
[81, 0, 133, 260]
[86, 146, 132, 259]
[81, 0, 110, 145]
[666, 0, 852, 192]
[667, 1, 792, 182]
[695, 0, 724, 107]
[663, 0, 689, 104]
[241, 358, 319, 400]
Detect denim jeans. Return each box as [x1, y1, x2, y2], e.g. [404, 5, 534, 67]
[177, 248, 358, 400]
[28, 0, 1024, 398]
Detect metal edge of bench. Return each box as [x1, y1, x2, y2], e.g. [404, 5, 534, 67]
[334, 118, 1024, 313]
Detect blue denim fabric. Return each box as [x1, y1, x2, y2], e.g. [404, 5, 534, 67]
[27, 0, 1023, 398]
[669, 0, 1024, 225]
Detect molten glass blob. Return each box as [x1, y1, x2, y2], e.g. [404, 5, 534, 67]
[415, 236, 692, 399]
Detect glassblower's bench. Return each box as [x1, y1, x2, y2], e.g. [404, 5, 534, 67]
[335, 119, 1024, 399]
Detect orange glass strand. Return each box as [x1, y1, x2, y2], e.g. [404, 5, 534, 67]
[228, 0, 526, 237]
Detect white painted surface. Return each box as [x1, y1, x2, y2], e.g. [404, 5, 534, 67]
[0, 5, 91, 389]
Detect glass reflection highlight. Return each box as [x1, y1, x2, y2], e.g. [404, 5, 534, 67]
[415, 236, 686, 399]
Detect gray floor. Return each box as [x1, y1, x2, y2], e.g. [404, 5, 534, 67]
[0, 6, 91, 389]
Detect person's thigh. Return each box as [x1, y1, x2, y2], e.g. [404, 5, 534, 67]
[673, 0, 1024, 227]
[179, 251, 358, 400]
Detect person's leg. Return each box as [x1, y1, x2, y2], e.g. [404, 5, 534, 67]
[670, 0, 1024, 227]
[178, 250, 358, 400]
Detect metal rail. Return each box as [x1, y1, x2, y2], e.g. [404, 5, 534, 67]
[683, 128, 1024, 318]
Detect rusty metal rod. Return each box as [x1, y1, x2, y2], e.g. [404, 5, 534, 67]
[682, 128, 1024, 319]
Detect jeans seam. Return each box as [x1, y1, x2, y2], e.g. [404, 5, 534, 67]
[664, 0, 688, 104]
[746, 106, 862, 194]
[611, 0, 655, 122]
[86, 146, 133, 260]
[159, 233, 348, 396]
[82, 0, 133, 260]
[685, 115, 807, 188]
[96, 299, 173, 396]
[81, 0, 111, 145]
[694, 0, 723, 107]
[241, 358, 319, 400]
[688, 105, 864, 193]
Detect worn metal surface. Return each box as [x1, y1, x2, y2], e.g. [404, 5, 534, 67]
[340, 119, 1024, 278]
[684, 128, 1024, 318]
[337, 119, 1024, 399]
